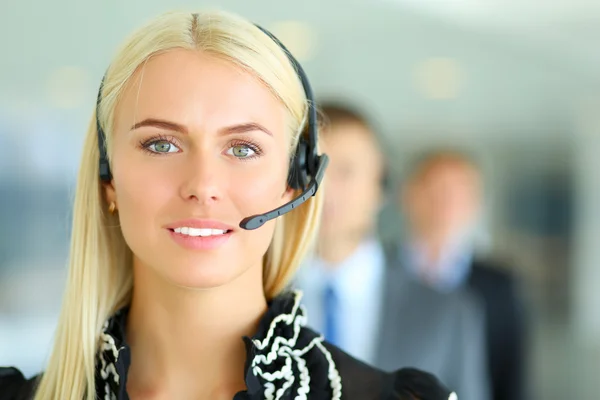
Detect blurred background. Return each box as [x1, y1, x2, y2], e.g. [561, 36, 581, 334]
[1, 0, 600, 398]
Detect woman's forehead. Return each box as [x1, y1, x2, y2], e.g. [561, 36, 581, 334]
[114, 49, 287, 135]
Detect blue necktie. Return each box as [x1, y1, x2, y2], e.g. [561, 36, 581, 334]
[323, 283, 339, 346]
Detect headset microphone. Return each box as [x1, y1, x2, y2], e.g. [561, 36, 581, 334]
[239, 154, 328, 230]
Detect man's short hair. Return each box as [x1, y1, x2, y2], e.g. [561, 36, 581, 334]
[317, 101, 390, 189]
[318, 102, 374, 132]
[405, 147, 481, 183]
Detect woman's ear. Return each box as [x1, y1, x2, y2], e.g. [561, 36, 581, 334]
[103, 180, 117, 207]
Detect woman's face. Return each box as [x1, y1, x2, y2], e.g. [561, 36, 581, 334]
[104, 49, 294, 289]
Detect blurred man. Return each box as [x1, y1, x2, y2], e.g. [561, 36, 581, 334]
[294, 103, 490, 400]
[399, 149, 526, 400]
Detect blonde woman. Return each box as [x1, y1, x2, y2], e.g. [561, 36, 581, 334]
[0, 10, 455, 400]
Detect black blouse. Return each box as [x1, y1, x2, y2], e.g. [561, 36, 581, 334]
[0, 290, 456, 400]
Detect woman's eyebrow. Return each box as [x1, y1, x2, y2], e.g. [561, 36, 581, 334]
[219, 122, 273, 137]
[130, 118, 187, 133]
[130, 119, 273, 137]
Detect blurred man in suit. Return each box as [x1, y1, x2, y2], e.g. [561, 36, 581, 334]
[399, 149, 526, 400]
[295, 103, 490, 400]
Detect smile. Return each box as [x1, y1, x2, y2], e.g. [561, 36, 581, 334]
[167, 227, 233, 251]
[172, 227, 231, 237]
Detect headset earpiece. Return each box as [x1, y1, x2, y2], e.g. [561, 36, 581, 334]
[99, 159, 112, 182]
[287, 137, 309, 190]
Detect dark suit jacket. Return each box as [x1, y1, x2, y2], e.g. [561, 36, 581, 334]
[373, 247, 491, 400]
[468, 260, 526, 400]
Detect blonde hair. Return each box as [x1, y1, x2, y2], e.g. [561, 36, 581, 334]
[34, 10, 323, 400]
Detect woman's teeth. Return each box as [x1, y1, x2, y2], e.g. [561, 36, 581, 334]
[173, 227, 228, 237]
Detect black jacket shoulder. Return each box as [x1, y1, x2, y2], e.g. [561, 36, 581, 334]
[470, 259, 517, 289]
[324, 343, 456, 400]
[0, 367, 39, 400]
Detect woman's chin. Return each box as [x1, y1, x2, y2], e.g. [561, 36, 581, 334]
[163, 265, 245, 291]
[132, 252, 261, 292]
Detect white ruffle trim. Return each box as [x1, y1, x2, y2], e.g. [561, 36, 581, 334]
[99, 319, 123, 400]
[251, 290, 342, 400]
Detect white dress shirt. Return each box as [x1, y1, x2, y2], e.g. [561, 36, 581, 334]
[294, 238, 385, 365]
[402, 240, 474, 293]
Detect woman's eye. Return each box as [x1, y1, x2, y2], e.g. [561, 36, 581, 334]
[227, 144, 256, 158]
[147, 140, 180, 153]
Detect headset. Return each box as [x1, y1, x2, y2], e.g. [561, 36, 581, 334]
[96, 21, 328, 230]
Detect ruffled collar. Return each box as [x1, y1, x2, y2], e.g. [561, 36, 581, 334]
[96, 290, 342, 400]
